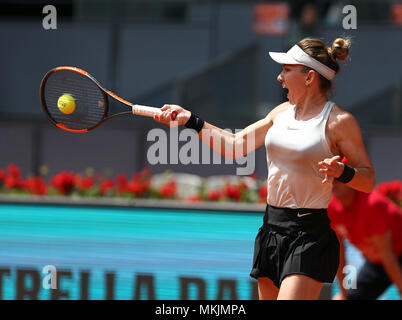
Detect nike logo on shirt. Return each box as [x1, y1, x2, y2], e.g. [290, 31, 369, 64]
[297, 212, 313, 218]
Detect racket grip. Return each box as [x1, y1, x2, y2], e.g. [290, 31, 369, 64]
[132, 104, 161, 117]
[132, 105, 177, 120]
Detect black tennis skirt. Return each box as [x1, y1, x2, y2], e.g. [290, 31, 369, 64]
[250, 204, 340, 288]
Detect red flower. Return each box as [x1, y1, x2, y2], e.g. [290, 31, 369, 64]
[4, 164, 23, 189]
[50, 171, 76, 195]
[99, 179, 114, 196]
[25, 177, 47, 195]
[115, 174, 128, 193]
[77, 176, 94, 191]
[7, 164, 21, 178]
[207, 189, 222, 201]
[4, 175, 22, 189]
[126, 181, 148, 196]
[160, 180, 177, 198]
[223, 185, 241, 201]
[122, 169, 151, 197]
[0, 169, 5, 182]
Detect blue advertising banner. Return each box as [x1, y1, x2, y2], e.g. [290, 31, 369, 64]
[0, 202, 398, 300]
[0, 203, 261, 300]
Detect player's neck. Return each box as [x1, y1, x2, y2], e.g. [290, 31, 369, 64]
[295, 93, 327, 119]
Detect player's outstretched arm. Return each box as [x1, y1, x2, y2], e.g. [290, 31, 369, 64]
[154, 102, 289, 160]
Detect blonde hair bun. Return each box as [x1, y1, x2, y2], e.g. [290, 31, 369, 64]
[330, 38, 351, 61]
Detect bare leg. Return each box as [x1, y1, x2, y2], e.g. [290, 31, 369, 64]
[277, 274, 324, 300]
[258, 277, 280, 300]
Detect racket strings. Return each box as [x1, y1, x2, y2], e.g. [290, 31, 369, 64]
[43, 70, 106, 130]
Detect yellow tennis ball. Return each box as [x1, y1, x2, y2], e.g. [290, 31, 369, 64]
[57, 94, 76, 114]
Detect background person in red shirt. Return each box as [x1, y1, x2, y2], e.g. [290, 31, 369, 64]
[328, 174, 402, 299]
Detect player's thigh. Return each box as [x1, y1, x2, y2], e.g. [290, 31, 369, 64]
[277, 274, 324, 300]
[258, 277, 279, 300]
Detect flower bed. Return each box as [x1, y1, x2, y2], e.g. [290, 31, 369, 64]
[0, 164, 401, 207]
[0, 164, 268, 204]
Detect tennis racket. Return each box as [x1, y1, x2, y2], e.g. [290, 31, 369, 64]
[39, 66, 176, 133]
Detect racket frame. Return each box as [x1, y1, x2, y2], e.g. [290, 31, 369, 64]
[40, 66, 162, 133]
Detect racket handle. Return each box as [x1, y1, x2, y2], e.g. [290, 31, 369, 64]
[132, 104, 177, 120]
[132, 104, 160, 117]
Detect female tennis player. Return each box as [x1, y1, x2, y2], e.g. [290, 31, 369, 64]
[153, 37, 375, 300]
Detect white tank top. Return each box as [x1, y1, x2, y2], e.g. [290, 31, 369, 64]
[265, 101, 335, 209]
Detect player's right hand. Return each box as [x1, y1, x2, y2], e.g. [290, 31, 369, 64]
[154, 104, 191, 127]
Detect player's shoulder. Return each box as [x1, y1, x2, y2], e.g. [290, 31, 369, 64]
[327, 103, 361, 138]
[328, 103, 358, 128]
[265, 101, 292, 121]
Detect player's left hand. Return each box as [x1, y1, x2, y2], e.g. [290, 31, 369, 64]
[318, 155, 344, 184]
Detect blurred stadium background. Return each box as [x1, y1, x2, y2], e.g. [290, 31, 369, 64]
[0, 0, 401, 300]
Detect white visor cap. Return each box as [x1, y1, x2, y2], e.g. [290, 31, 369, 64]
[269, 44, 336, 80]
